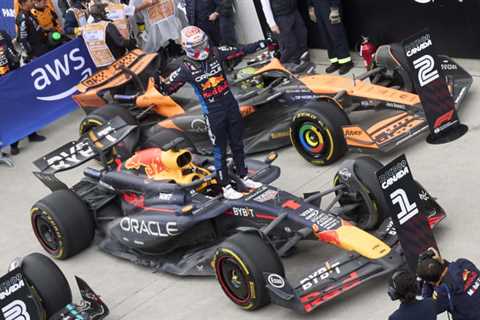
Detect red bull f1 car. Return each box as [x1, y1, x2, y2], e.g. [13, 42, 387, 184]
[0, 253, 108, 320]
[30, 120, 446, 313]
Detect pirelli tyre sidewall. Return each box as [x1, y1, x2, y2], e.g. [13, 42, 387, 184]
[31, 190, 95, 260]
[22, 253, 72, 317]
[290, 100, 350, 166]
[79, 104, 140, 163]
[213, 232, 284, 311]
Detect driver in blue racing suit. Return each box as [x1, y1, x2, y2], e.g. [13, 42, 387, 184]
[157, 26, 270, 199]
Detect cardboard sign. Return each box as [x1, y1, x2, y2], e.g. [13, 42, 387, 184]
[146, 0, 175, 24]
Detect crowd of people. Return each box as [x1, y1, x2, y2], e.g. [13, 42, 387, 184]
[0, 0, 240, 157]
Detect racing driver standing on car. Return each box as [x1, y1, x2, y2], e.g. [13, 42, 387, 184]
[157, 26, 270, 199]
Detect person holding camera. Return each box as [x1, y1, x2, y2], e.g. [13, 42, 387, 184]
[388, 270, 437, 320]
[417, 248, 480, 320]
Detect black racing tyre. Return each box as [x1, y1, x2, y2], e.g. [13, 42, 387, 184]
[31, 190, 95, 260]
[22, 253, 72, 317]
[334, 156, 388, 230]
[214, 232, 284, 311]
[290, 100, 350, 166]
[79, 104, 140, 162]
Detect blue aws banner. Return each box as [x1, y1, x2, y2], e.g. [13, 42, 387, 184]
[0, 38, 96, 147]
[0, 0, 15, 38]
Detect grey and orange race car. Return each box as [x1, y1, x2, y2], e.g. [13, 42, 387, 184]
[30, 120, 446, 313]
[72, 31, 472, 165]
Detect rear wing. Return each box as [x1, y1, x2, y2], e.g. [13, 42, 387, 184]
[33, 117, 136, 190]
[401, 29, 468, 143]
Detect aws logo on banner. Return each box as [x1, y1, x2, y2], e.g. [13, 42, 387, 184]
[2, 9, 15, 17]
[31, 48, 93, 102]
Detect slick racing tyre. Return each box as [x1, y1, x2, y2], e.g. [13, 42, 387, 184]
[31, 190, 95, 260]
[79, 104, 140, 162]
[22, 253, 72, 317]
[290, 100, 350, 166]
[214, 232, 284, 311]
[334, 157, 389, 230]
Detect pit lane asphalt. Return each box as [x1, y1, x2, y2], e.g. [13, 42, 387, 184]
[1, 54, 479, 320]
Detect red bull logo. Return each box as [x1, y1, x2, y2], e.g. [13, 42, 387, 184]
[201, 75, 225, 91]
[124, 148, 165, 178]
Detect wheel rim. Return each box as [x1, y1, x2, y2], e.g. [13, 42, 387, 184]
[33, 211, 60, 253]
[334, 175, 375, 229]
[216, 256, 250, 304]
[296, 122, 332, 160]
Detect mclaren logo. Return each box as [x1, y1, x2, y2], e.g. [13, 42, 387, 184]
[391, 188, 419, 225]
[413, 55, 439, 87]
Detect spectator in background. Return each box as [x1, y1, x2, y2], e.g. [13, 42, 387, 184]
[0, 29, 45, 155]
[259, 0, 308, 68]
[215, 0, 236, 46]
[16, 0, 50, 60]
[185, 0, 220, 46]
[130, 0, 184, 53]
[417, 248, 480, 320]
[309, 0, 353, 74]
[388, 270, 437, 320]
[81, 3, 136, 67]
[64, 0, 88, 36]
[57, 0, 72, 18]
[31, 0, 62, 33]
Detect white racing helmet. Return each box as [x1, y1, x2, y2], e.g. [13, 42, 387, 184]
[181, 26, 210, 61]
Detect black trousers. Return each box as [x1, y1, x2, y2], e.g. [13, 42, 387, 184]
[219, 16, 237, 46]
[275, 10, 308, 64]
[205, 102, 247, 186]
[311, 0, 351, 64]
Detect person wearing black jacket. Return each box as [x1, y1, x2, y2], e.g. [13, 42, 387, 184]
[184, 0, 221, 45]
[1, 27, 45, 155]
[260, 0, 308, 66]
[215, 0, 236, 45]
[16, 0, 50, 60]
[63, 0, 88, 36]
[308, 0, 353, 74]
[0, 30, 20, 75]
[417, 249, 480, 320]
[87, 3, 136, 60]
[388, 270, 437, 320]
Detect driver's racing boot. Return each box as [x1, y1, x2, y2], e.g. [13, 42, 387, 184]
[223, 184, 243, 200]
[242, 177, 262, 189]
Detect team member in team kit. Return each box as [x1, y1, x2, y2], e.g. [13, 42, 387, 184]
[309, 0, 353, 75]
[157, 26, 269, 199]
[81, 3, 135, 68]
[31, 0, 62, 33]
[388, 270, 437, 320]
[16, 0, 50, 60]
[259, 0, 308, 67]
[417, 249, 480, 320]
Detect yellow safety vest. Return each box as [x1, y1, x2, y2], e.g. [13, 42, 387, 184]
[106, 3, 130, 39]
[82, 21, 115, 67]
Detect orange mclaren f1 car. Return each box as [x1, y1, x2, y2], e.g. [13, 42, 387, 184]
[72, 32, 472, 165]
